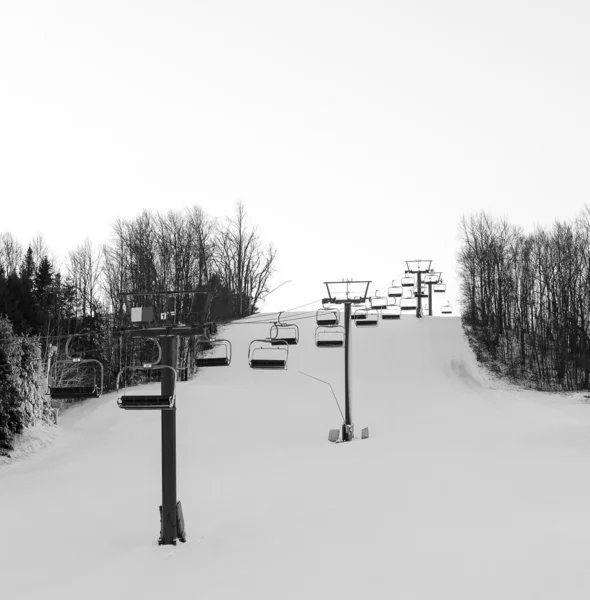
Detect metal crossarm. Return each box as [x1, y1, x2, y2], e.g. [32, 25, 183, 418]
[405, 259, 432, 273]
[323, 280, 371, 304]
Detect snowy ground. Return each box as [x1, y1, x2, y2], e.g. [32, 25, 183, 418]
[2, 313, 590, 599]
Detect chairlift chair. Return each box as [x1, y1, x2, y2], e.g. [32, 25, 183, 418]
[382, 305, 402, 320]
[351, 304, 367, 320]
[370, 294, 388, 310]
[196, 338, 232, 367]
[249, 339, 288, 369]
[48, 336, 104, 401]
[269, 323, 299, 345]
[441, 302, 453, 315]
[388, 282, 403, 298]
[116, 365, 178, 410]
[315, 325, 345, 348]
[401, 275, 415, 287]
[400, 297, 418, 311]
[433, 283, 446, 293]
[355, 309, 379, 327]
[316, 307, 339, 326]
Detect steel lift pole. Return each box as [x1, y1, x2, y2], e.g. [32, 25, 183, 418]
[160, 335, 178, 545]
[343, 301, 353, 442]
[323, 280, 370, 442]
[416, 271, 422, 318]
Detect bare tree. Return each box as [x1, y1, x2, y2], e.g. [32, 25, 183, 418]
[0, 232, 23, 275]
[67, 239, 104, 318]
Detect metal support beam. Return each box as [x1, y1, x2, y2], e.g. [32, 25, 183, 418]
[428, 282, 433, 316]
[343, 302, 353, 441]
[160, 335, 179, 545]
[416, 271, 422, 318]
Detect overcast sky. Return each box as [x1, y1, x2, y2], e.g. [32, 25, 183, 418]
[2, 0, 589, 314]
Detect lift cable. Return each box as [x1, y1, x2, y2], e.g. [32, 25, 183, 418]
[298, 371, 345, 422]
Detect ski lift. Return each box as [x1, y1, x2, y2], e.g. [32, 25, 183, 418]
[196, 338, 232, 367]
[434, 282, 446, 293]
[441, 302, 453, 315]
[351, 304, 368, 320]
[316, 307, 340, 326]
[388, 281, 403, 298]
[400, 297, 417, 311]
[401, 274, 415, 287]
[116, 365, 178, 410]
[315, 325, 345, 348]
[269, 312, 299, 345]
[48, 335, 104, 400]
[249, 339, 288, 369]
[355, 309, 379, 327]
[414, 287, 428, 298]
[370, 292, 388, 310]
[381, 305, 402, 320]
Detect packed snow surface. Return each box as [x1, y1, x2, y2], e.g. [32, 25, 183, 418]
[2, 314, 590, 599]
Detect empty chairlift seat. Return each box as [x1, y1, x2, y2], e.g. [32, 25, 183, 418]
[116, 365, 178, 410]
[196, 338, 232, 367]
[351, 305, 368, 320]
[316, 308, 339, 326]
[388, 283, 403, 298]
[49, 357, 104, 401]
[269, 323, 299, 345]
[400, 297, 417, 311]
[381, 305, 402, 320]
[370, 296, 388, 310]
[315, 325, 345, 348]
[401, 275, 415, 287]
[433, 282, 446, 293]
[355, 309, 379, 327]
[49, 384, 100, 400]
[249, 339, 288, 369]
[441, 302, 453, 315]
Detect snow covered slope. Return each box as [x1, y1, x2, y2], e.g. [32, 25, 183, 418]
[2, 314, 590, 599]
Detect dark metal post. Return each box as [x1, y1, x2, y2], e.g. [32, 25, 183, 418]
[343, 301, 353, 441]
[428, 282, 433, 316]
[160, 335, 178, 545]
[416, 271, 422, 318]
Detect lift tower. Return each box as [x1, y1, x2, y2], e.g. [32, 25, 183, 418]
[404, 260, 432, 318]
[116, 290, 214, 545]
[422, 270, 441, 317]
[323, 280, 371, 442]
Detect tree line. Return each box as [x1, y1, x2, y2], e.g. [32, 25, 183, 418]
[0, 201, 276, 453]
[457, 208, 590, 390]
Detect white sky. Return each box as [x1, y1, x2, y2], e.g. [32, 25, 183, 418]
[2, 0, 589, 313]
